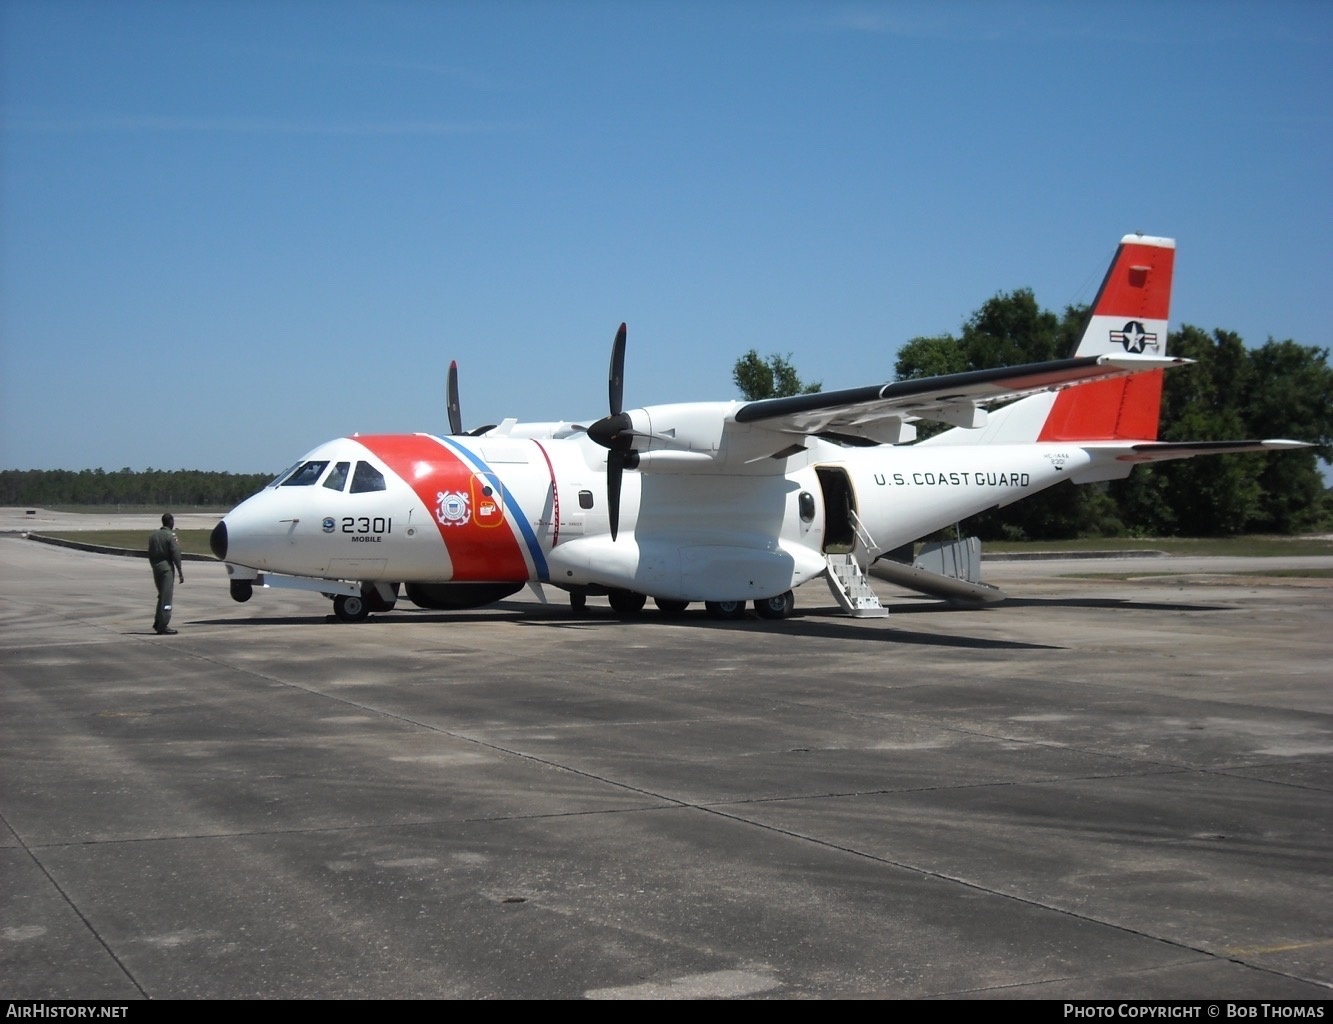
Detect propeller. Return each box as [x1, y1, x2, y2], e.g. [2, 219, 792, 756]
[447, 361, 463, 435]
[446, 360, 497, 436]
[586, 323, 638, 540]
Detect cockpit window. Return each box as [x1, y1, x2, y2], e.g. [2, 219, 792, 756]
[268, 462, 301, 488]
[279, 460, 329, 487]
[350, 461, 386, 493]
[323, 461, 351, 492]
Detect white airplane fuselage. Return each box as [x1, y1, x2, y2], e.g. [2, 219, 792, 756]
[217, 427, 1094, 604]
[210, 235, 1309, 621]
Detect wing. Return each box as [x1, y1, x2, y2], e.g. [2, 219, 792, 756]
[733, 354, 1186, 443]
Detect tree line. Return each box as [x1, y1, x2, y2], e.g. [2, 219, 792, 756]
[735, 290, 1332, 538]
[0, 468, 274, 508]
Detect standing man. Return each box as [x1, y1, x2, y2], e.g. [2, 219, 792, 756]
[148, 513, 185, 635]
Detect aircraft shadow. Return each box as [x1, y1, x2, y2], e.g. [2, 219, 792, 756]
[510, 608, 1062, 650]
[188, 612, 531, 628]
[883, 596, 1230, 615]
[188, 607, 1060, 650]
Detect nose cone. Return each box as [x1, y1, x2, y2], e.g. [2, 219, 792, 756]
[210, 520, 228, 560]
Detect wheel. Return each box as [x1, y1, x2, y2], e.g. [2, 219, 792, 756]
[654, 598, 689, 615]
[607, 589, 647, 615]
[229, 580, 253, 603]
[569, 591, 588, 613]
[754, 590, 795, 620]
[333, 594, 370, 623]
[704, 599, 746, 620]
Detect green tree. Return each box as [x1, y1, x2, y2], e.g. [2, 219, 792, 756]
[896, 295, 1108, 539]
[1144, 327, 1261, 535]
[895, 295, 1331, 538]
[733, 350, 821, 401]
[0, 469, 273, 507]
[1112, 330, 1332, 535]
[1240, 339, 1333, 533]
[893, 335, 970, 381]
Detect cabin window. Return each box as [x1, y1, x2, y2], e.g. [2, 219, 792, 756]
[799, 490, 816, 522]
[323, 462, 350, 491]
[280, 461, 329, 487]
[350, 461, 387, 493]
[578, 490, 595, 510]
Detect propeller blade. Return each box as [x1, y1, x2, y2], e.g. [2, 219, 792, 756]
[447, 360, 463, 435]
[608, 322, 627, 416]
[589, 323, 634, 542]
[607, 451, 624, 541]
[604, 449, 640, 543]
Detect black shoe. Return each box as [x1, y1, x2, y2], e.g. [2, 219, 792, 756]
[155, 627, 178, 635]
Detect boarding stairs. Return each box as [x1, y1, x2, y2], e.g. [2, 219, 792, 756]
[823, 510, 888, 618]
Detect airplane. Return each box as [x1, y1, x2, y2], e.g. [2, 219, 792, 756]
[209, 234, 1309, 623]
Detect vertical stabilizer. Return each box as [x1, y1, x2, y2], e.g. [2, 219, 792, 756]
[920, 234, 1175, 448]
[1038, 234, 1175, 442]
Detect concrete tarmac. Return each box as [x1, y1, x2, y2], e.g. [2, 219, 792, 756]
[1, 534, 1330, 999]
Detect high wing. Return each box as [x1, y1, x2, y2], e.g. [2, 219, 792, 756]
[731, 353, 1187, 444]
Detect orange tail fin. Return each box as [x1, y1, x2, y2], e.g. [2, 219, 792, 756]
[1038, 234, 1175, 442]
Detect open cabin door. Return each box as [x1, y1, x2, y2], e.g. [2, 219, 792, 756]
[815, 466, 856, 554]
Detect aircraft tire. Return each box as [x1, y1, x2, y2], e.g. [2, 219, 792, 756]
[654, 598, 689, 615]
[569, 591, 587, 613]
[229, 580, 254, 603]
[333, 594, 370, 623]
[704, 600, 746, 620]
[608, 589, 647, 615]
[754, 591, 795, 620]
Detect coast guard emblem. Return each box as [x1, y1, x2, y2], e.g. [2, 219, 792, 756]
[436, 491, 470, 526]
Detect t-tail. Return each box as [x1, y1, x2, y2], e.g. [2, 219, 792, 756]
[921, 234, 1309, 466]
[1041, 233, 1174, 442]
[924, 234, 1176, 447]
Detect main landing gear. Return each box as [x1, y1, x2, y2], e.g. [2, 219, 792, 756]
[333, 593, 370, 623]
[704, 599, 746, 620]
[607, 589, 648, 615]
[754, 591, 796, 620]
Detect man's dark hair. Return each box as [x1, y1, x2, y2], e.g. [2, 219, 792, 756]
[162, 513, 174, 528]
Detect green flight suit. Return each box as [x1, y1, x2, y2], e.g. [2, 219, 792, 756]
[148, 526, 182, 633]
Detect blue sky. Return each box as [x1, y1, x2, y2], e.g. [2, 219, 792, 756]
[2, 0, 1329, 473]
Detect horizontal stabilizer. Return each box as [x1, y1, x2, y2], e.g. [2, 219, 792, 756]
[1109, 439, 1313, 463]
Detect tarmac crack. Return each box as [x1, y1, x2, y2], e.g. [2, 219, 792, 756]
[683, 801, 1330, 992]
[0, 807, 150, 1000]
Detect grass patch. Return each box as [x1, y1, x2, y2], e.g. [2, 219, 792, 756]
[34, 530, 217, 558]
[984, 536, 1333, 557]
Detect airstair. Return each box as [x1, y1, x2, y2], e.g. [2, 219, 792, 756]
[823, 510, 888, 618]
